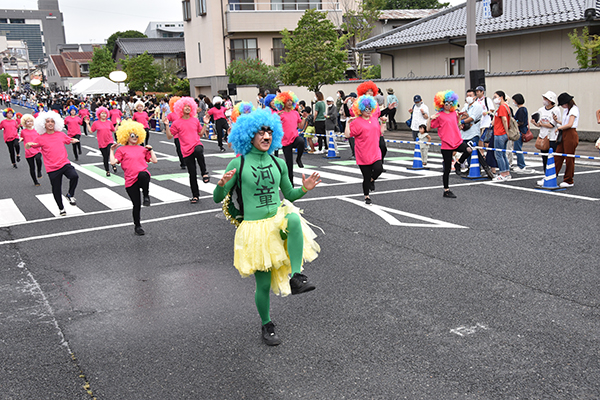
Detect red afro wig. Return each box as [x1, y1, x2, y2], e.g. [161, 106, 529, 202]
[356, 80, 378, 97]
[173, 97, 198, 118]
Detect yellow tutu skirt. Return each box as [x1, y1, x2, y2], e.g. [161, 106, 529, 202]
[233, 200, 320, 296]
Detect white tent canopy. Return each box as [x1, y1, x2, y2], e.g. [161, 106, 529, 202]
[71, 77, 128, 95]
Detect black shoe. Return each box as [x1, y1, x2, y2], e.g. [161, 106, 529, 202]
[297, 158, 304, 168]
[443, 190, 457, 198]
[112, 165, 117, 173]
[143, 195, 151, 207]
[219, 147, 226, 153]
[59, 209, 66, 216]
[13, 164, 17, 169]
[290, 273, 316, 295]
[370, 180, 375, 192]
[454, 162, 463, 176]
[106, 171, 111, 177]
[261, 321, 281, 346]
[483, 165, 494, 179]
[66, 193, 77, 205]
[34, 182, 40, 186]
[365, 197, 372, 205]
[134, 226, 145, 236]
[16, 155, 20, 162]
[180, 165, 186, 170]
[381, 168, 386, 173]
[37, 173, 43, 178]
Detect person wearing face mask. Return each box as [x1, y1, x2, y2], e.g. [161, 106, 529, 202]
[491, 91, 512, 181]
[554, 92, 579, 188]
[530, 91, 562, 180]
[511, 94, 533, 173]
[409, 95, 429, 141]
[459, 89, 493, 177]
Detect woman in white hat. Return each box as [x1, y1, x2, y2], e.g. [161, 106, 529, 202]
[530, 91, 562, 181]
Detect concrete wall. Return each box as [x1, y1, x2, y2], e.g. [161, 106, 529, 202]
[232, 69, 600, 140]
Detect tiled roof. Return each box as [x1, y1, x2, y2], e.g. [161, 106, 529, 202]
[378, 9, 441, 20]
[62, 51, 93, 62]
[358, 0, 600, 52]
[115, 38, 185, 55]
[50, 55, 71, 77]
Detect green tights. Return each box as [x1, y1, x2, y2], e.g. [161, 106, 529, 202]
[254, 213, 303, 325]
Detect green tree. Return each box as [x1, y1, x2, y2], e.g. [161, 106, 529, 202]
[384, 0, 449, 9]
[281, 9, 348, 92]
[106, 30, 147, 53]
[226, 58, 281, 92]
[89, 47, 116, 78]
[568, 27, 600, 69]
[172, 78, 191, 96]
[363, 64, 381, 79]
[0, 73, 14, 91]
[343, 1, 382, 79]
[154, 59, 182, 92]
[121, 52, 159, 94]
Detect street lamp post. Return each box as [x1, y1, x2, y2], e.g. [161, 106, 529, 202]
[109, 70, 127, 96]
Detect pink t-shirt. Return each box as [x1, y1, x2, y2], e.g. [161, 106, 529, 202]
[30, 132, 72, 173]
[20, 128, 41, 158]
[349, 115, 382, 165]
[109, 109, 122, 124]
[0, 119, 19, 142]
[167, 112, 179, 123]
[430, 111, 462, 150]
[133, 111, 149, 128]
[114, 145, 152, 188]
[79, 108, 90, 118]
[279, 110, 302, 147]
[64, 116, 83, 137]
[208, 107, 226, 121]
[91, 120, 115, 148]
[170, 117, 203, 158]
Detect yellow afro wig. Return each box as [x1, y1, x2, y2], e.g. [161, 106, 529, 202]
[116, 120, 146, 145]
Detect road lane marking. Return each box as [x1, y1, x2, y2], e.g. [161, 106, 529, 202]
[36, 194, 85, 216]
[84, 188, 131, 209]
[148, 182, 189, 202]
[73, 163, 121, 187]
[0, 199, 26, 227]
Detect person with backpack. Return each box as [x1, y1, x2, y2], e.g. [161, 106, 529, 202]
[213, 108, 321, 346]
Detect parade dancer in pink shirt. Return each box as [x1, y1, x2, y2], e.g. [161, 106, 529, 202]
[64, 105, 83, 161]
[87, 106, 116, 176]
[132, 101, 151, 146]
[19, 114, 44, 186]
[25, 112, 79, 216]
[110, 120, 157, 236]
[1, 108, 21, 168]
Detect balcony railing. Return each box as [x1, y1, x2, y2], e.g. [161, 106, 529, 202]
[227, 0, 340, 12]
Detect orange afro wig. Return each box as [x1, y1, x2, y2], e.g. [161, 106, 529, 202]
[356, 81, 378, 97]
[273, 91, 299, 111]
[169, 96, 181, 113]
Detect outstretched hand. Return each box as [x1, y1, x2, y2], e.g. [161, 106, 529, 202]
[301, 172, 321, 191]
[218, 168, 236, 187]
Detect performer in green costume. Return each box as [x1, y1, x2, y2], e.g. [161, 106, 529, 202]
[213, 108, 321, 346]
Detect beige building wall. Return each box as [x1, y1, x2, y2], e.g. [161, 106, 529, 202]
[234, 69, 600, 138]
[382, 29, 579, 79]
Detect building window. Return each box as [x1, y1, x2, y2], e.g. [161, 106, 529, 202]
[272, 38, 287, 66]
[182, 0, 192, 21]
[228, 0, 255, 10]
[449, 57, 464, 76]
[196, 0, 207, 15]
[270, 0, 321, 11]
[230, 39, 258, 61]
[81, 64, 89, 73]
[10, 19, 25, 24]
[198, 42, 202, 63]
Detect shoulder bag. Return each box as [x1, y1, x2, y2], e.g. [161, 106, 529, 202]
[535, 135, 550, 151]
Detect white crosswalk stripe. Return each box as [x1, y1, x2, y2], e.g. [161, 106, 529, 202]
[36, 194, 85, 217]
[0, 199, 27, 227]
[84, 188, 131, 210]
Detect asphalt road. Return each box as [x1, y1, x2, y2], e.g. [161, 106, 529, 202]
[1, 106, 600, 399]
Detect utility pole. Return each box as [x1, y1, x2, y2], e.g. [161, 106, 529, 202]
[464, 0, 478, 93]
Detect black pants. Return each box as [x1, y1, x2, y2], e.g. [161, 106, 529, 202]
[125, 171, 150, 228]
[379, 136, 387, 164]
[387, 108, 397, 130]
[144, 128, 150, 146]
[6, 138, 20, 164]
[174, 138, 185, 168]
[441, 142, 471, 189]
[348, 137, 355, 157]
[26, 153, 43, 184]
[100, 145, 111, 172]
[315, 121, 326, 150]
[82, 121, 89, 136]
[358, 160, 384, 196]
[541, 140, 558, 172]
[72, 134, 81, 160]
[282, 136, 305, 187]
[184, 145, 208, 198]
[48, 164, 78, 210]
[215, 118, 229, 149]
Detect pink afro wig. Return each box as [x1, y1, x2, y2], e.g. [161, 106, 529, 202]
[231, 101, 255, 123]
[96, 106, 109, 119]
[357, 81, 378, 97]
[351, 95, 377, 117]
[168, 96, 181, 113]
[433, 90, 459, 112]
[174, 97, 198, 118]
[273, 91, 299, 111]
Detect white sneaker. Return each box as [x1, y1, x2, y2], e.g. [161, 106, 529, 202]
[516, 167, 536, 174]
[493, 175, 507, 181]
[504, 174, 512, 180]
[537, 179, 545, 186]
[559, 181, 574, 188]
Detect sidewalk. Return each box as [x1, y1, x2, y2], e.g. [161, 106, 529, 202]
[383, 127, 600, 158]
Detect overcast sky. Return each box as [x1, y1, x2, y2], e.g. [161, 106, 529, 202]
[1, 0, 465, 44]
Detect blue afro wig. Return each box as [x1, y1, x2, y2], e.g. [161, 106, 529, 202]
[67, 105, 79, 115]
[352, 95, 377, 116]
[228, 108, 283, 156]
[264, 94, 277, 110]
